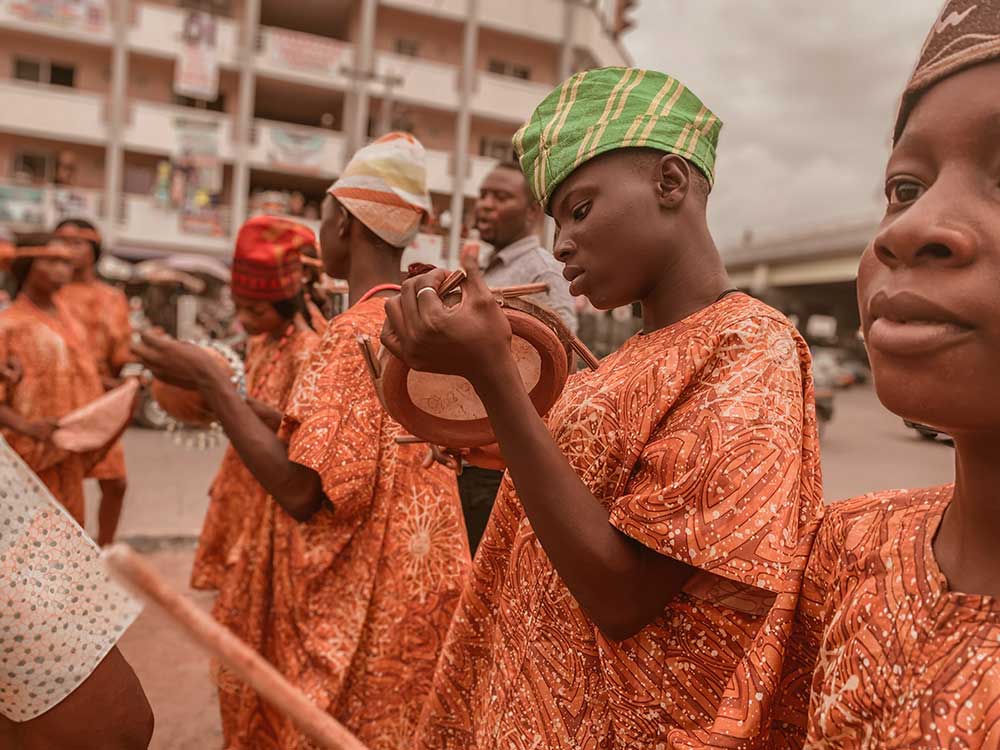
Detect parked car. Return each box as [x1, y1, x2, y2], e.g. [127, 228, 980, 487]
[904, 420, 953, 444]
[811, 346, 867, 389]
[810, 347, 837, 438]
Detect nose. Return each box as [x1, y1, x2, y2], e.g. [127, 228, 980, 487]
[872, 186, 977, 270]
[553, 232, 574, 264]
[476, 193, 496, 212]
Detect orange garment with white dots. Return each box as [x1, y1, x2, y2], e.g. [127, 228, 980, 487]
[413, 293, 824, 750]
[772, 485, 1000, 749]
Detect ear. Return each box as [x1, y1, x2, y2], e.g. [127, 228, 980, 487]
[654, 154, 691, 209]
[337, 203, 352, 239]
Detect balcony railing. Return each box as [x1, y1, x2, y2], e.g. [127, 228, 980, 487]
[0, 180, 105, 233]
[0, 80, 107, 144]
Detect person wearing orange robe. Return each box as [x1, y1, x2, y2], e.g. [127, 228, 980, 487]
[0, 237, 111, 527]
[136, 134, 470, 750]
[189, 216, 320, 593]
[54, 218, 131, 546]
[772, 5, 1000, 748]
[381, 69, 823, 749]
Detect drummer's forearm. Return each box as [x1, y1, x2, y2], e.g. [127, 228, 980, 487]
[196, 371, 324, 522]
[474, 360, 690, 640]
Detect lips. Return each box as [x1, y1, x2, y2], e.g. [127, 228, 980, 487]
[562, 265, 587, 296]
[866, 290, 974, 357]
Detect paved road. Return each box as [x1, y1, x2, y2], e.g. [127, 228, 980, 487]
[104, 383, 954, 749]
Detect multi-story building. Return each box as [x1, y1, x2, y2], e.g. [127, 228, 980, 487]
[0, 0, 633, 260]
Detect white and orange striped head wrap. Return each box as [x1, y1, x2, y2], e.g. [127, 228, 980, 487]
[328, 132, 432, 249]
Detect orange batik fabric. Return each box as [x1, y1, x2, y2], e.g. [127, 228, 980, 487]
[772, 485, 1000, 749]
[212, 296, 470, 750]
[414, 293, 823, 750]
[0, 296, 108, 524]
[190, 324, 319, 592]
[58, 279, 132, 480]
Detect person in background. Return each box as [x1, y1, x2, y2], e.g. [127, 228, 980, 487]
[136, 133, 470, 750]
[383, 67, 822, 750]
[140, 216, 321, 747]
[0, 235, 117, 530]
[0, 434, 152, 750]
[55, 218, 131, 546]
[773, 5, 1000, 747]
[456, 162, 579, 553]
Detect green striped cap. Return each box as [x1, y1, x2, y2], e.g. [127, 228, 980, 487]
[513, 67, 722, 210]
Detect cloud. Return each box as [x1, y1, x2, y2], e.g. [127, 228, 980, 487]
[623, 1, 943, 250]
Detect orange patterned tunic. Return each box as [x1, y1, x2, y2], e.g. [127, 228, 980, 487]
[0, 296, 107, 524]
[58, 279, 132, 481]
[413, 293, 824, 750]
[772, 485, 1000, 749]
[212, 296, 470, 750]
[190, 322, 319, 592]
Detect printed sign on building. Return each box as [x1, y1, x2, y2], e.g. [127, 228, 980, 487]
[266, 127, 329, 173]
[174, 10, 219, 102]
[6, 0, 108, 33]
[267, 27, 349, 75]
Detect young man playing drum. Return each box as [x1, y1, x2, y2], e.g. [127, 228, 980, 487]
[382, 68, 823, 749]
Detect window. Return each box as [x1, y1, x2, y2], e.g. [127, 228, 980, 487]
[395, 38, 419, 57]
[14, 58, 42, 82]
[12, 57, 76, 87]
[480, 136, 514, 162]
[487, 59, 531, 80]
[49, 63, 76, 88]
[173, 93, 226, 113]
[13, 151, 52, 183]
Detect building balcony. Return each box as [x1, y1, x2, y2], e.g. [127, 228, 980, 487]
[124, 101, 237, 161]
[0, 179, 105, 233]
[0, 80, 108, 145]
[249, 120, 346, 177]
[0, 0, 112, 46]
[118, 194, 232, 255]
[129, 2, 240, 66]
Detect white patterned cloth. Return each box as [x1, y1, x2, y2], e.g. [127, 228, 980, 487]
[0, 436, 141, 721]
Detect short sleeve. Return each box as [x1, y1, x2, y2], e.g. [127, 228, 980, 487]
[608, 316, 817, 594]
[0, 436, 141, 721]
[279, 315, 385, 522]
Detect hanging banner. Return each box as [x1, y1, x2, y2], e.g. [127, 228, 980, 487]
[267, 27, 348, 75]
[266, 127, 328, 173]
[6, 0, 108, 33]
[0, 185, 46, 226]
[173, 118, 225, 236]
[174, 10, 219, 102]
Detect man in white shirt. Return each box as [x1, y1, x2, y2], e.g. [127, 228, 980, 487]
[458, 163, 578, 552]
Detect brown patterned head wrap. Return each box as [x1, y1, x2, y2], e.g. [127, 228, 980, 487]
[894, 0, 1000, 141]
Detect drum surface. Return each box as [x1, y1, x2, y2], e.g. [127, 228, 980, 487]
[379, 304, 572, 448]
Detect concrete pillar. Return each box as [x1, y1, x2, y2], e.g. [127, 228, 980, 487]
[347, 0, 378, 157]
[231, 0, 261, 237]
[447, 0, 479, 264]
[103, 0, 129, 247]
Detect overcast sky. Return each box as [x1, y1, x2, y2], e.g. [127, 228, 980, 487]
[623, 1, 943, 251]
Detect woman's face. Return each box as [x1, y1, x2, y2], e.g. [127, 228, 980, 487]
[28, 256, 74, 296]
[233, 293, 286, 336]
[858, 61, 1000, 436]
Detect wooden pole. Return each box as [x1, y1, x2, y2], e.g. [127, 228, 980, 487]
[102, 545, 367, 750]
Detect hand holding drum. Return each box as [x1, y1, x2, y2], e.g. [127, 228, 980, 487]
[373, 244, 598, 451]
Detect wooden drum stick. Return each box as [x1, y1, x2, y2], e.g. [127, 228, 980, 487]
[102, 545, 368, 750]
